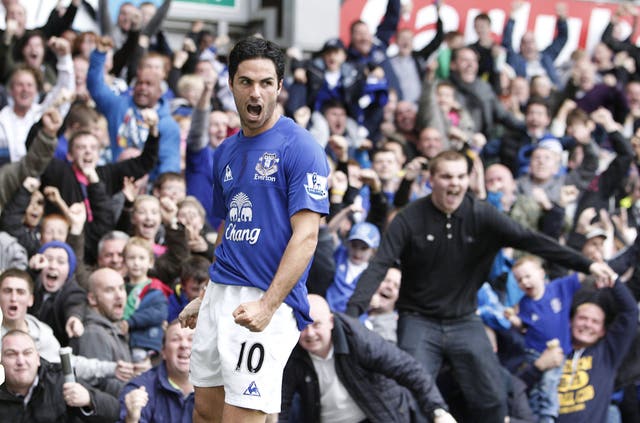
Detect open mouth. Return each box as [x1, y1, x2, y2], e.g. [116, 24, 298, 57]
[247, 104, 262, 117]
[43, 271, 61, 290]
[446, 189, 461, 201]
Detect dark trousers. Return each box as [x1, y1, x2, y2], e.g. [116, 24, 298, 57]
[398, 312, 507, 423]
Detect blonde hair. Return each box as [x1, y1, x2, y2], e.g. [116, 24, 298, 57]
[512, 255, 543, 270]
[177, 74, 204, 99]
[123, 236, 154, 262]
[178, 196, 205, 219]
[133, 194, 160, 211]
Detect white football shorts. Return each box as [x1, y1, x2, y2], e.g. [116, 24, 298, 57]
[190, 281, 300, 413]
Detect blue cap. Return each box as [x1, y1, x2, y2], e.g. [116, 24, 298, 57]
[321, 37, 345, 54]
[38, 241, 77, 280]
[348, 222, 380, 249]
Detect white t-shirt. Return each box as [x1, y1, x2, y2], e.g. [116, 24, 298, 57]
[310, 347, 367, 423]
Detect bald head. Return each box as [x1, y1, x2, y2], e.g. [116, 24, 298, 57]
[300, 295, 334, 358]
[88, 268, 126, 322]
[308, 294, 332, 322]
[89, 267, 123, 293]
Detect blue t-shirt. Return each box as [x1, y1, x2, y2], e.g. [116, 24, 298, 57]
[209, 116, 330, 330]
[326, 245, 366, 313]
[518, 273, 581, 354]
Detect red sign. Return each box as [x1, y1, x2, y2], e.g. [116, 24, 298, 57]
[340, 0, 634, 62]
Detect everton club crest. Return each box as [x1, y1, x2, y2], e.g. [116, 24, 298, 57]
[254, 152, 279, 181]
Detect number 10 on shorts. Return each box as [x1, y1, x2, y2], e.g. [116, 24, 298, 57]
[235, 341, 265, 373]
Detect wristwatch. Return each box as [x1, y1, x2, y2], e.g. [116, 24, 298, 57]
[433, 408, 448, 418]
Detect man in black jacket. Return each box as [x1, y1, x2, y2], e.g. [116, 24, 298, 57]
[0, 329, 118, 422]
[346, 150, 617, 421]
[280, 294, 455, 423]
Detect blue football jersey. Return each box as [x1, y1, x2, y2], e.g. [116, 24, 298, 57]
[209, 116, 330, 329]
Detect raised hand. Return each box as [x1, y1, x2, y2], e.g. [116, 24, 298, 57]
[22, 176, 41, 193]
[41, 108, 63, 137]
[124, 386, 149, 423]
[48, 36, 71, 57]
[139, 108, 159, 137]
[96, 36, 114, 53]
[65, 316, 85, 338]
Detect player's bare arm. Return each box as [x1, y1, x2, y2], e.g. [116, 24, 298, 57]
[233, 209, 321, 331]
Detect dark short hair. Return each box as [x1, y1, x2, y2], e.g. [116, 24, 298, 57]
[570, 287, 615, 327]
[153, 172, 185, 192]
[180, 255, 210, 284]
[474, 13, 491, 24]
[566, 108, 591, 127]
[0, 268, 34, 294]
[68, 129, 99, 152]
[451, 46, 478, 63]
[525, 97, 550, 116]
[17, 30, 46, 60]
[228, 37, 285, 84]
[321, 99, 347, 115]
[349, 19, 367, 35]
[64, 103, 100, 132]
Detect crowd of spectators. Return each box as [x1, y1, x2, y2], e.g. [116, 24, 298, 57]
[1, 0, 640, 421]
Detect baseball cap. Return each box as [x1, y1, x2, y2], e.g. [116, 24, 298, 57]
[534, 138, 563, 155]
[585, 227, 607, 241]
[321, 38, 345, 54]
[348, 222, 380, 249]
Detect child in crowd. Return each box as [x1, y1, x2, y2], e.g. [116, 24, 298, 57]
[505, 255, 583, 423]
[122, 236, 172, 363]
[119, 188, 190, 287]
[129, 195, 164, 256]
[177, 196, 215, 260]
[40, 213, 70, 245]
[325, 222, 380, 312]
[28, 240, 86, 346]
[53, 102, 101, 162]
[152, 172, 187, 204]
[167, 255, 210, 322]
[0, 177, 46, 257]
[171, 73, 205, 117]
